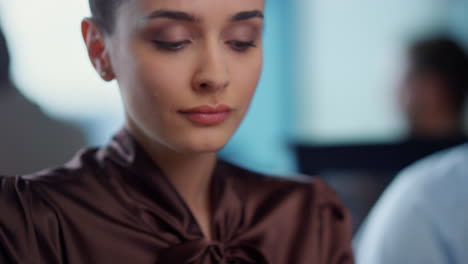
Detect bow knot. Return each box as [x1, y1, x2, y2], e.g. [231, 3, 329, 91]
[158, 239, 268, 264]
[206, 241, 225, 262]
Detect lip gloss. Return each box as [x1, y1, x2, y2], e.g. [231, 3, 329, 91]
[179, 105, 232, 125]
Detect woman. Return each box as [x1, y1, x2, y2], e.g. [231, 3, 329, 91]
[0, 0, 353, 263]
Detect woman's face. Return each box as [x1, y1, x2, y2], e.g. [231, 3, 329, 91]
[105, 0, 264, 154]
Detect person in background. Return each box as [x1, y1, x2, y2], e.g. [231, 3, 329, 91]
[354, 142, 468, 264]
[0, 26, 86, 175]
[354, 37, 468, 264]
[398, 35, 468, 139]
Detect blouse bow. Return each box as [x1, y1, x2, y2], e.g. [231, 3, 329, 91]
[158, 239, 269, 264]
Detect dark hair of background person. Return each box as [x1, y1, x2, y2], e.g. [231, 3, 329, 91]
[0, 26, 11, 87]
[408, 36, 468, 115]
[89, 0, 124, 34]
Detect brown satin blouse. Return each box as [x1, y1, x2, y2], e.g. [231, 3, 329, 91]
[0, 130, 354, 264]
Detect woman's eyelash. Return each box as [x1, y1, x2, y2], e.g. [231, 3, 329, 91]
[153, 40, 191, 51]
[227, 41, 256, 51]
[153, 40, 256, 52]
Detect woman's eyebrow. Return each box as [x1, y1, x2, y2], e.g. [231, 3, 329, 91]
[231, 10, 264, 21]
[145, 10, 197, 22]
[144, 9, 264, 23]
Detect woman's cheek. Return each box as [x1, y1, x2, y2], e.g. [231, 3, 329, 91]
[240, 59, 262, 94]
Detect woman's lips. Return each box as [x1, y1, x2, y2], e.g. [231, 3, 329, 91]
[179, 105, 232, 125]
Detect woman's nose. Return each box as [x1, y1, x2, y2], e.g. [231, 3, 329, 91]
[192, 42, 230, 93]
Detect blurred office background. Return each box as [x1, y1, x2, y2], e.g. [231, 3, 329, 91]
[1, 0, 467, 230]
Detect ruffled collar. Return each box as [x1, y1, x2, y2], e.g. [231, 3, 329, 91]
[102, 129, 269, 263]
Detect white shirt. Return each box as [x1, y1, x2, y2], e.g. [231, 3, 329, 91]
[355, 143, 468, 264]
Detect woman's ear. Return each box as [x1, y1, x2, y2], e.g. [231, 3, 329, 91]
[81, 18, 115, 81]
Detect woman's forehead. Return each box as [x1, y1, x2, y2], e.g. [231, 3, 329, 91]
[123, 0, 265, 20]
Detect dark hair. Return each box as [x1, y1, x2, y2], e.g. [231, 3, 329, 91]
[88, 0, 125, 34]
[0, 26, 11, 85]
[409, 35, 468, 113]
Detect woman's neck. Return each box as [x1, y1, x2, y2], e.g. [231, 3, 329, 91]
[126, 122, 216, 240]
[151, 148, 217, 207]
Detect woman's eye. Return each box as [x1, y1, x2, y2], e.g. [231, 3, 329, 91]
[227, 41, 256, 52]
[153, 40, 191, 51]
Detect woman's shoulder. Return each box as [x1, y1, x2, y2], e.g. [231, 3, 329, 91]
[221, 160, 347, 210]
[0, 147, 102, 230]
[0, 174, 61, 263]
[219, 161, 354, 263]
[0, 147, 107, 263]
[1, 147, 103, 190]
[0, 147, 100, 217]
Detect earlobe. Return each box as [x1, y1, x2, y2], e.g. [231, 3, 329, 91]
[81, 18, 115, 81]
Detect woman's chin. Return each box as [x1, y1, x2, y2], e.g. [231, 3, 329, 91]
[168, 127, 235, 154]
[168, 133, 230, 154]
[179, 140, 227, 154]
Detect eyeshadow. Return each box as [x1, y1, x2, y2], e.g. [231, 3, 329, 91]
[146, 23, 193, 42]
[223, 24, 260, 42]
